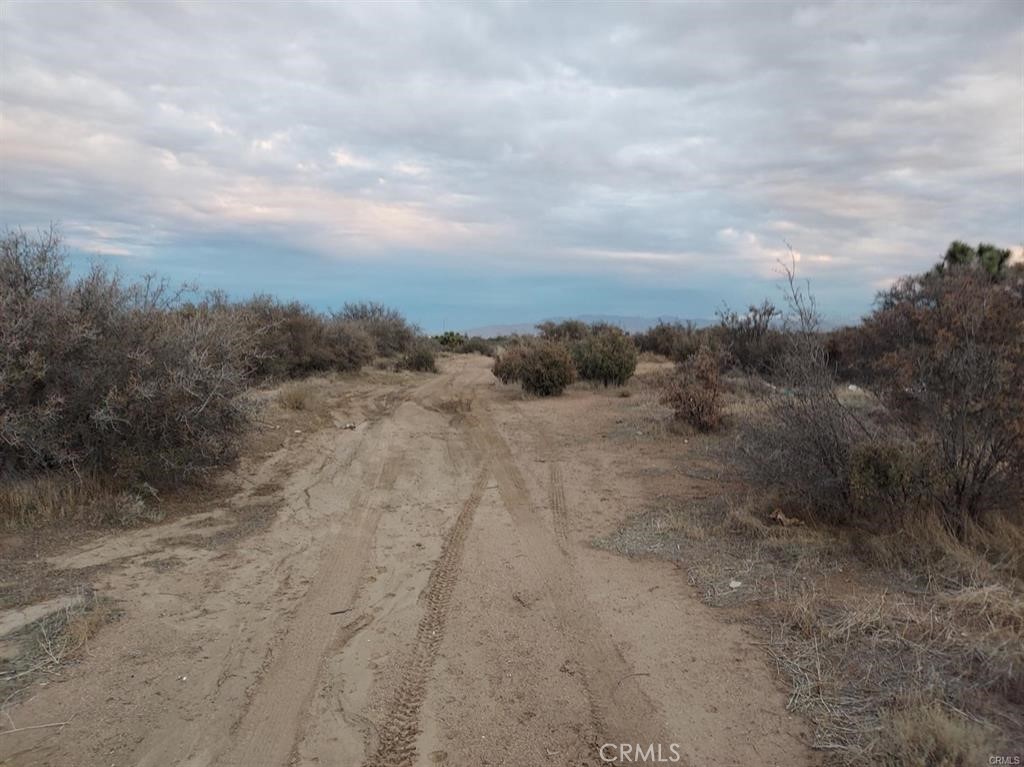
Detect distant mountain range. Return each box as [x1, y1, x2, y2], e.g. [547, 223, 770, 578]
[461, 315, 716, 338]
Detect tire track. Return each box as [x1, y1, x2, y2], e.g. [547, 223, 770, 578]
[549, 461, 571, 549]
[214, 420, 402, 767]
[366, 468, 490, 767]
[469, 407, 677, 767]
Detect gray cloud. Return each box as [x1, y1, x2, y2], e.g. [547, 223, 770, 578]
[1, 1, 1021, 321]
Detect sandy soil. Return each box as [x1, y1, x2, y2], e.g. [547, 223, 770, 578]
[1, 355, 813, 767]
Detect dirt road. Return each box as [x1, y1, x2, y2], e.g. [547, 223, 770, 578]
[2, 356, 812, 766]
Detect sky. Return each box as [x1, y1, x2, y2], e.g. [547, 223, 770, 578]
[1, 1, 1021, 332]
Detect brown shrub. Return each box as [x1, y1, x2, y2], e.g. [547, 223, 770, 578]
[661, 346, 723, 432]
[401, 339, 438, 372]
[240, 297, 375, 379]
[1, 229, 258, 486]
[335, 301, 417, 356]
[834, 263, 1024, 531]
[492, 339, 575, 396]
[633, 321, 704, 362]
[492, 343, 530, 384]
[713, 300, 785, 376]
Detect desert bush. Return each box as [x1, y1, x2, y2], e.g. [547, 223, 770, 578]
[571, 326, 638, 386]
[714, 300, 785, 376]
[536, 319, 590, 342]
[433, 332, 494, 356]
[633, 321, 703, 362]
[434, 331, 467, 349]
[458, 336, 495, 356]
[1, 228, 257, 486]
[492, 340, 575, 396]
[401, 339, 438, 372]
[492, 343, 529, 384]
[737, 265, 883, 522]
[242, 297, 374, 379]
[336, 301, 417, 356]
[661, 345, 723, 432]
[518, 341, 576, 396]
[831, 251, 1024, 532]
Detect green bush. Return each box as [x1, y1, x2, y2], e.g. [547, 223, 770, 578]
[571, 327, 637, 386]
[434, 331, 467, 349]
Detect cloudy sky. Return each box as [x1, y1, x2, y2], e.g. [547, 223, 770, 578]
[1, 1, 1021, 330]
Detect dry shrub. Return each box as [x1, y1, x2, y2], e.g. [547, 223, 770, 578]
[401, 339, 438, 372]
[240, 296, 375, 379]
[492, 342, 530, 384]
[536, 319, 589, 342]
[492, 339, 575, 396]
[661, 345, 723, 431]
[713, 299, 785, 376]
[633, 321, 703, 362]
[856, 267, 1024, 530]
[1, 229, 257, 487]
[336, 300, 417, 356]
[571, 326, 638, 386]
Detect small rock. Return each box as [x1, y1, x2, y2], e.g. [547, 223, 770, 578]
[728, 580, 742, 589]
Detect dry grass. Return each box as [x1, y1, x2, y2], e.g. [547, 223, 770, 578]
[0, 474, 163, 530]
[1, 589, 117, 702]
[277, 380, 316, 411]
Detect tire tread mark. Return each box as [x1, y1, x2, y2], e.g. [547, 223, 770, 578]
[366, 468, 489, 767]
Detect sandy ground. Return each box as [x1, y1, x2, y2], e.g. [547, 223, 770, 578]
[0, 355, 813, 767]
